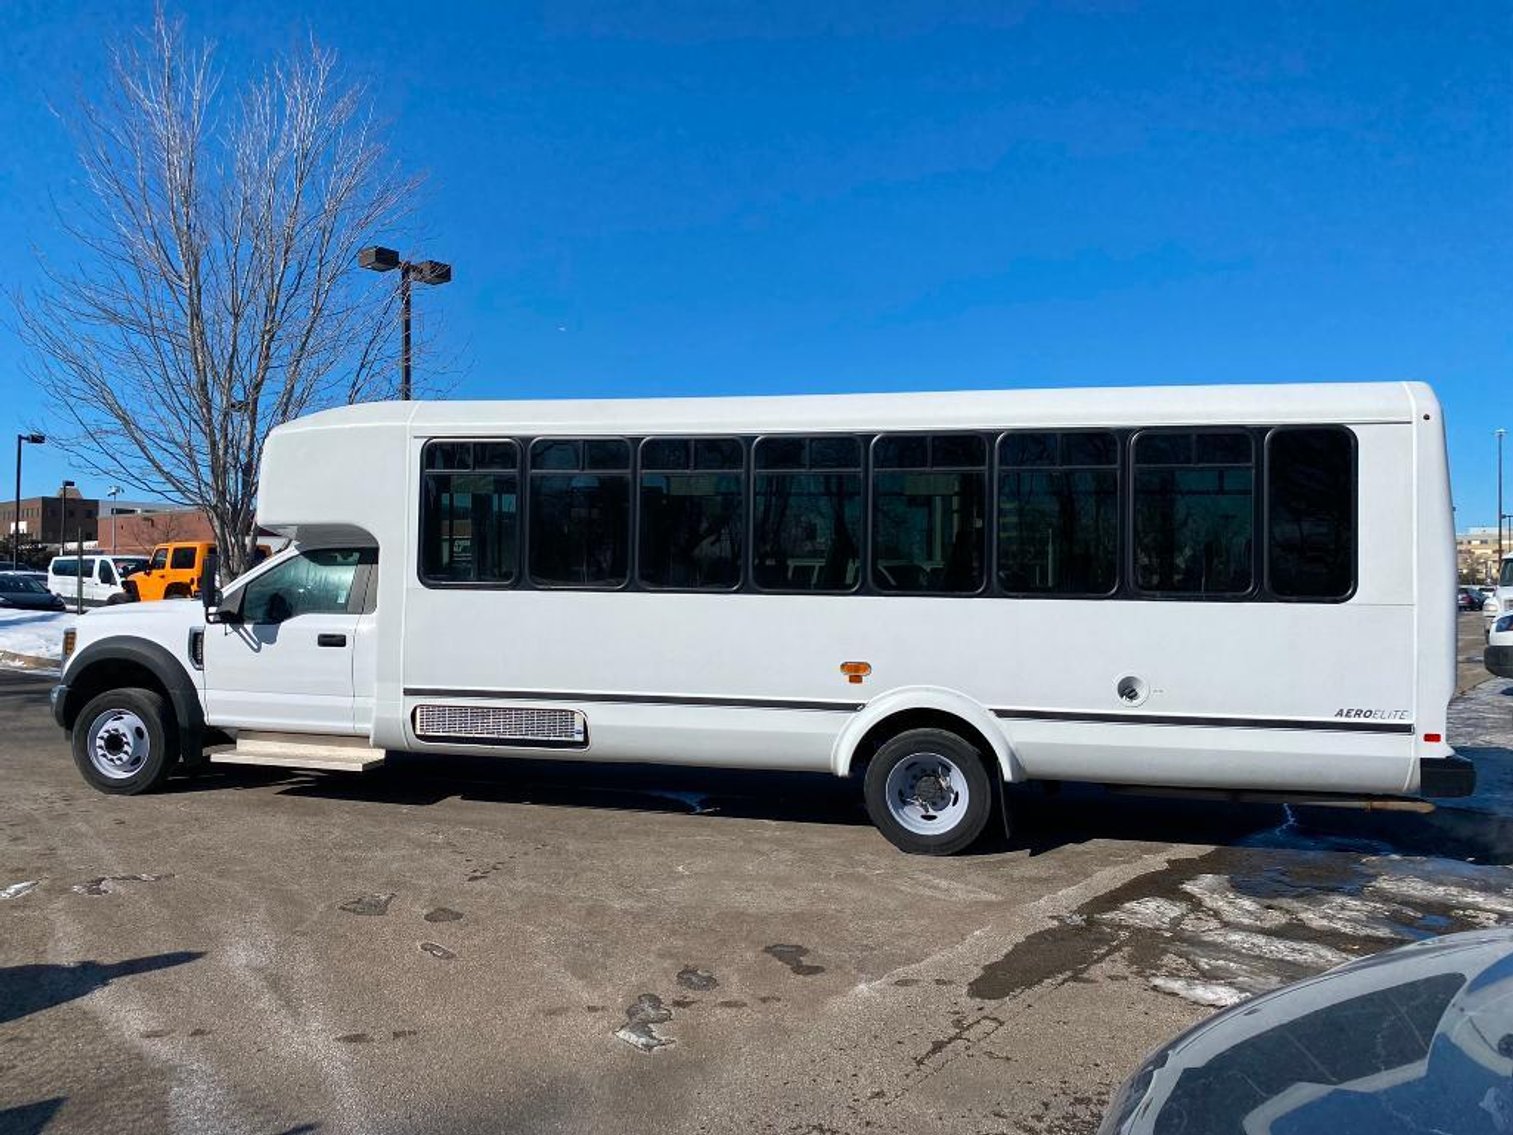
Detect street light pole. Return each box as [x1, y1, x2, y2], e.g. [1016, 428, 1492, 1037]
[358, 246, 452, 401]
[12, 432, 45, 565]
[107, 485, 122, 553]
[1498, 428, 1507, 562]
[402, 264, 414, 405]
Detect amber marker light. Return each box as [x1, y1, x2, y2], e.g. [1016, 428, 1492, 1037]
[62, 629, 76, 660]
[840, 661, 872, 685]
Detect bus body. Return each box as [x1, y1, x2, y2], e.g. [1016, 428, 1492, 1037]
[50, 382, 1472, 853]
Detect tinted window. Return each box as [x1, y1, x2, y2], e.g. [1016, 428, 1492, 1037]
[170, 547, 197, 570]
[1134, 430, 1254, 594]
[753, 436, 862, 591]
[1267, 427, 1355, 599]
[52, 559, 77, 578]
[150, 548, 167, 570]
[529, 439, 631, 587]
[420, 440, 519, 585]
[998, 431, 1119, 594]
[0, 575, 48, 594]
[639, 438, 743, 590]
[241, 549, 361, 623]
[98, 560, 116, 585]
[873, 434, 986, 593]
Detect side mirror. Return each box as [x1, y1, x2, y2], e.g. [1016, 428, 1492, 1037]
[200, 552, 220, 623]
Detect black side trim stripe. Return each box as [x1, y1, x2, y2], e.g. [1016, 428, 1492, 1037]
[991, 706, 1414, 735]
[403, 688, 865, 713]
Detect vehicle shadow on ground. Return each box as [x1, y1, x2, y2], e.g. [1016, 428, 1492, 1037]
[181, 745, 1513, 863]
[0, 951, 203, 1026]
[0, 1098, 65, 1135]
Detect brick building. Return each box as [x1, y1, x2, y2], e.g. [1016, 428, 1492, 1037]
[0, 489, 99, 546]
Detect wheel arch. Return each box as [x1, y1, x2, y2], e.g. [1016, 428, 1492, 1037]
[61, 637, 204, 751]
[831, 686, 1021, 782]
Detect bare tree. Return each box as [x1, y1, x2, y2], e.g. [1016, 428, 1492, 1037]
[14, 7, 422, 576]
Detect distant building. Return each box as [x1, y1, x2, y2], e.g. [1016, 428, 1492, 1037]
[0, 488, 100, 546]
[101, 508, 215, 554]
[1458, 526, 1505, 583]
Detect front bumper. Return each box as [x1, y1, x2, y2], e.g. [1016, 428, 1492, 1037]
[1486, 645, 1513, 679]
[1419, 753, 1476, 798]
[50, 682, 68, 729]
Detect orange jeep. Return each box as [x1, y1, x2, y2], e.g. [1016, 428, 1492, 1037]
[125, 541, 271, 601]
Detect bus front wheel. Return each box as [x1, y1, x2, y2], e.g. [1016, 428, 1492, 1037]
[863, 728, 993, 855]
[70, 688, 178, 795]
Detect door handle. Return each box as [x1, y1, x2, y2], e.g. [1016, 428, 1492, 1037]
[317, 633, 348, 648]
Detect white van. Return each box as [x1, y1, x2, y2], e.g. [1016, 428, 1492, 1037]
[47, 555, 150, 609]
[1486, 553, 1513, 636]
[48, 382, 1473, 854]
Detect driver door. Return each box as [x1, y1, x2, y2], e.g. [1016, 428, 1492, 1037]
[202, 548, 368, 734]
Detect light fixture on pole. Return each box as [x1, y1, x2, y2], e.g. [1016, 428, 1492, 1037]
[12, 432, 45, 565]
[358, 246, 453, 401]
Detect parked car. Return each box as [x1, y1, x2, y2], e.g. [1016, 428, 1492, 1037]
[1487, 612, 1513, 678]
[0, 571, 67, 611]
[1457, 586, 1485, 611]
[1101, 928, 1513, 1134]
[47, 554, 150, 609]
[126, 541, 270, 602]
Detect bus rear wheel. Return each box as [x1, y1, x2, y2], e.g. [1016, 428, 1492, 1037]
[863, 728, 993, 855]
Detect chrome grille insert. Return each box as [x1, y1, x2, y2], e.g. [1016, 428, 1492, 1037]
[413, 704, 586, 746]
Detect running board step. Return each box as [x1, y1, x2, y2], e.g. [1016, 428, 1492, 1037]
[211, 732, 384, 773]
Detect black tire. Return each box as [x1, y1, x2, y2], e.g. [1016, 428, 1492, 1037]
[70, 687, 178, 795]
[863, 727, 994, 855]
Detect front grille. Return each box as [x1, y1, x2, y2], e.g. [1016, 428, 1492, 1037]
[413, 704, 586, 746]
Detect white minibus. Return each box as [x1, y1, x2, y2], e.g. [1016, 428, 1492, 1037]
[49, 382, 1470, 854]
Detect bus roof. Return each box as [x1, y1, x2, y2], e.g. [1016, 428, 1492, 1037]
[274, 380, 1434, 438]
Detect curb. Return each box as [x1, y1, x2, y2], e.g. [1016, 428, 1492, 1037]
[0, 649, 59, 671]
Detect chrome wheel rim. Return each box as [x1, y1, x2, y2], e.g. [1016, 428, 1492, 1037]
[884, 752, 969, 836]
[87, 708, 151, 780]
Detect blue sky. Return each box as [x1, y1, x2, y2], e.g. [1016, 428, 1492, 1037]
[1, 1, 1509, 528]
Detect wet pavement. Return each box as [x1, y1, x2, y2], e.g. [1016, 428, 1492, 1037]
[1, 667, 1511, 1135]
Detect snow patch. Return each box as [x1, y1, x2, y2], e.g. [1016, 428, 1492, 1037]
[0, 609, 75, 663]
[0, 880, 39, 900]
[1149, 975, 1247, 1008]
[1367, 875, 1513, 917]
[1196, 928, 1353, 971]
[1102, 897, 1190, 930]
[1180, 874, 1289, 929]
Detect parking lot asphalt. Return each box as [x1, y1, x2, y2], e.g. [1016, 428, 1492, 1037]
[3, 645, 1513, 1135]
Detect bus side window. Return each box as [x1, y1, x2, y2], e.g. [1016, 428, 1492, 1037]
[1266, 427, 1355, 600]
[752, 436, 863, 593]
[420, 439, 520, 585]
[1133, 430, 1254, 596]
[638, 438, 744, 591]
[998, 431, 1119, 595]
[528, 438, 631, 588]
[872, 434, 986, 594]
